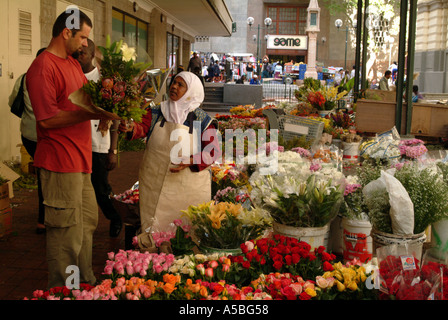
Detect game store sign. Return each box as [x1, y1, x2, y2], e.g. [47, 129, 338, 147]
[266, 35, 308, 50]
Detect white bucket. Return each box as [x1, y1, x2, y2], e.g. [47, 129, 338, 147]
[329, 215, 344, 255]
[273, 222, 330, 251]
[342, 142, 360, 162]
[431, 220, 448, 259]
[341, 217, 373, 263]
[371, 228, 426, 257]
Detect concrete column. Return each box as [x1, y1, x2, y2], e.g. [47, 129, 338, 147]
[305, 32, 318, 79]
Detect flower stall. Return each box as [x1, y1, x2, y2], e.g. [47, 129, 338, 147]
[21, 62, 448, 304]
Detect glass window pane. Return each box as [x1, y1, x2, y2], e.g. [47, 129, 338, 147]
[125, 16, 137, 48]
[279, 22, 296, 35]
[137, 21, 148, 61]
[112, 10, 123, 42]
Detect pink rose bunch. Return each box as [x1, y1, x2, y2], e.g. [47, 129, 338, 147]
[103, 249, 175, 278]
[344, 183, 362, 196]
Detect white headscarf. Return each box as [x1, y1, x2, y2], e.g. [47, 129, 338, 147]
[161, 71, 204, 124]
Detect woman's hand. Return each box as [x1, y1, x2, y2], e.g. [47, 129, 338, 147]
[118, 120, 134, 133]
[170, 156, 193, 173]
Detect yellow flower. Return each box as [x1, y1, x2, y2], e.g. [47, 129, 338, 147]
[336, 280, 346, 292]
[305, 287, 317, 297]
[347, 281, 358, 291]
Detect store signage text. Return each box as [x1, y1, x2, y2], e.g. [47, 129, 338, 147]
[266, 35, 308, 50]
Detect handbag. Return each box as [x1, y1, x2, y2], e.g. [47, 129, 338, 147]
[10, 74, 26, 118]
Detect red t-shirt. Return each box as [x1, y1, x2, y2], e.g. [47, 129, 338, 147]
[26, 51, 92, 173]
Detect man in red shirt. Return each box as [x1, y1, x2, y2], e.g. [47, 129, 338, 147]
[27, 9, 105, 289]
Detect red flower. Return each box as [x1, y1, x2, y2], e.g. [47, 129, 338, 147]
[242, 261, 251, 269]
[299, 291, 312, 300]
[323, 261, 334, 272]
[316, 246, 326, 254]
[273, 261, 283, 270]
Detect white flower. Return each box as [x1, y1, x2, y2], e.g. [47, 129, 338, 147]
[121, 43, 137, 62]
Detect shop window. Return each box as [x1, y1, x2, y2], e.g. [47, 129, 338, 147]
[112, 8, 148, 60]
[267, 5, 307, 35]
[167, 32, 180, 72]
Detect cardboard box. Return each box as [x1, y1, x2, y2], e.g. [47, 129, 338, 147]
[0, 162, 21, 199]
[0, 207, 12, 237]
[0, 183, 9, 211]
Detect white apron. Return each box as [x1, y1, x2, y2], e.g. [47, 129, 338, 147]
[138, 119, 211, 236]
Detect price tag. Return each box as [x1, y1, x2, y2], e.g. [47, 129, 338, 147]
[400, 255, 416, 271]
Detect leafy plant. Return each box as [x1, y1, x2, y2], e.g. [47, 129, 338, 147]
[393, 164, 448, 234]
[266, 175, 343, 228]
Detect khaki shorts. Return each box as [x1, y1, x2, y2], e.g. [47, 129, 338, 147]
[40, 169, 98, 289]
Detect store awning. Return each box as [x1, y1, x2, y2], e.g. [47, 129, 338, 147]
[226, 53, 253, 57]
[144, 0, 233, 37]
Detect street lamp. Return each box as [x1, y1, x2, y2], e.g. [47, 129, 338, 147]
[247, 16, 272, 75]
[335, 19, 356, 71]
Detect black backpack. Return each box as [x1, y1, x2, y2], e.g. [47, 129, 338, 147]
[10, 74, 26, 118]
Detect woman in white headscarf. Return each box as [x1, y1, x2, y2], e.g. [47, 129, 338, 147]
[119, 71, 219, 250]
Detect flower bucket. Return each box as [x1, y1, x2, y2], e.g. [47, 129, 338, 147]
[342, 142, 360, 163]
[318, 110, 333, 118]
[431, 219, 448, 259]
[272, 222, 330, 251]
[342, 217, 373, 263]
[332, 138, 342, 150]
[329, 215, 344, 255]
[371, 228, 426, 258]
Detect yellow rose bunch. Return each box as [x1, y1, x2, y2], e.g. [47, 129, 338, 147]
[321, 262, 367, 292]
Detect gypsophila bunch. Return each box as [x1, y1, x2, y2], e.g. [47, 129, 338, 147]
[393, 163, 448, 234]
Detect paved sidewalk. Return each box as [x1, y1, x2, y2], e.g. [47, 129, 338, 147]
[0, 151, 144, 300]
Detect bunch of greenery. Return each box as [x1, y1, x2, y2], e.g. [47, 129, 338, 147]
[393, 164, 448, 234]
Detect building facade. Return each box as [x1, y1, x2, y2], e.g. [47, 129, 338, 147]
[414, 0, 448, 93]
[0, 0, 232, 162]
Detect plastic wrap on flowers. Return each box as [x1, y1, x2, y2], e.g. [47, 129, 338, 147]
[112, 182, 140, 226]
[376, 243, 428, 299]
[360, 127, 401, 163]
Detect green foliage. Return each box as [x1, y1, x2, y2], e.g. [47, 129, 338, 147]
[394, 164, 448, 234]
[170, 226, 196, 256]
[278, 135, 312, 151]
[267, 175, 343, 228]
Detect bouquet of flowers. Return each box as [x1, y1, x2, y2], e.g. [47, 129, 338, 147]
[182, 201, 272, 250]
[320, 86, 348, 111]
[316, 260, 377, 300]
[250, 151, 344, 228]
[229, 237, 337, 286]
[399, 139, 428, 160]
[69, 35, 152, 130]
[341, 179, 368, 221]
[307, 91, 326, 110]
[211, 163, 249, 196]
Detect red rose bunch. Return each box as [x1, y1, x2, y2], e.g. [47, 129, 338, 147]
[229, 235, 336, 285]
[378, 254, 438, 300]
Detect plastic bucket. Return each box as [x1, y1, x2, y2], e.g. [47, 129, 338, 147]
[371, 228, 426, 256]
[329, 215, 344, 255]
[342, 142, 360, 162]
[273, 222, 330, 251]
[431, 220, 448, 259]
[342, 217, 373, 262]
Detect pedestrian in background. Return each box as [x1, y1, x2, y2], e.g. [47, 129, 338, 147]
[8, 47, 46, 234]
[187, 52, 202, 73]
[379, 70, 392, 91]
[74, 38, 123, 238]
